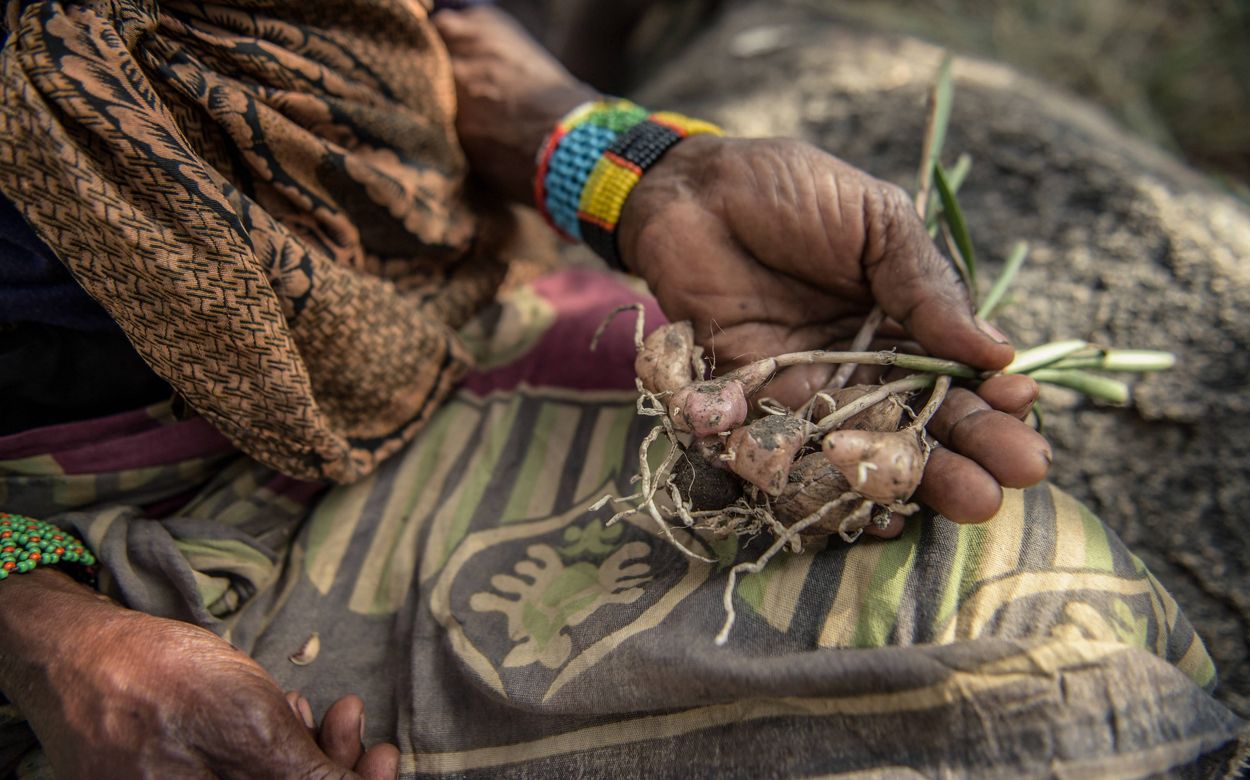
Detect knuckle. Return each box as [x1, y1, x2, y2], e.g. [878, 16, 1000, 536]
[862, 181, 921, 268]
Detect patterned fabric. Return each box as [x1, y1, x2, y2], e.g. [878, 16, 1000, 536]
[1, 268, 1245, 777]
[0, 0, 509, 483]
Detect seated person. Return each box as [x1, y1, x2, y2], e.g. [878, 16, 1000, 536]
[0, 2, 1240, 777]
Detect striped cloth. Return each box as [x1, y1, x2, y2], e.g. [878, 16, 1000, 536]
[2, 268, 1243, 777]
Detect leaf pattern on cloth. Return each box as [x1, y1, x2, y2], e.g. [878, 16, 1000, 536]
[470, 541, 652, 669]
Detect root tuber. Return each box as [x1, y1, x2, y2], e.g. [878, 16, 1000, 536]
[810, 385, 906, 432]
[724, 414, 809, 496]
[669, 378, 749, 437]
[673, 444, 744, 511]
[821, 428, 926, 505]
[635, 321, 699, 397]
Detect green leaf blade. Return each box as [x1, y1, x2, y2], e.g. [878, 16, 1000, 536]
[934, 161, 978, 296]
[917, 55, 955, 192]
[977, 240, 1029, 319]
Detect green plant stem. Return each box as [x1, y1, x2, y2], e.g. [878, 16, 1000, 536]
[977, 241, 1029, 319]
[1048, 349, 1176, 373]
[927, 153, 972, 235]
[1004, 339, 1088, 374]
[826, 307, 887, 393]
[1029, 369, 1130, 404]
[915, 54, 955, 215]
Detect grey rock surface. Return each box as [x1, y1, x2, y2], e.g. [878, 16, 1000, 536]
[638, 0, 1250, 717]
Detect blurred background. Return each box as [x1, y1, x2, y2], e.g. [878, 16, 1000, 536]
[505, 0, 1250, 189]
[825, 0, 1250, 189]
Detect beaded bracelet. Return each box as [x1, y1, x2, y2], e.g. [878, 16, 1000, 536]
[0, 513, 96, 582]
[534, 98, 723, 269]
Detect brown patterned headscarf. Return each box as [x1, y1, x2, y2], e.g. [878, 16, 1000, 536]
[0, 0, 508, 482]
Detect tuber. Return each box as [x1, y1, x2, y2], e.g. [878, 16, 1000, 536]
[670, 378, 749, 437]
[811, 385, 906, 432]
[821, 428, 925, 505]
[725, 414, 808, 496]
[635, 321, 698, 397]
[773, 453, 856, 535]
[673, 444, 744, 511]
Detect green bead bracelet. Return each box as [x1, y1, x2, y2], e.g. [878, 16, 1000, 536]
[0, 513, 96, 582]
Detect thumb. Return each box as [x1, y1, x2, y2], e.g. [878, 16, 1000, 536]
[864, 187, 1014, 371]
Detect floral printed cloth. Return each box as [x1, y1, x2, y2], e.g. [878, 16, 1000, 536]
[0, 0, 508, 482]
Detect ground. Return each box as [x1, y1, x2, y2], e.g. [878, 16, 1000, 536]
[632, 0, 1250, 717]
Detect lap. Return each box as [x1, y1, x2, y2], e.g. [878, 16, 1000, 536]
[0, 269, 1232, 777]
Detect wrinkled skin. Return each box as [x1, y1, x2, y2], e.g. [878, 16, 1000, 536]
[620, 138, 1052, 523]
[441, 6, 1051, 524]
[0, 570, 399, 780]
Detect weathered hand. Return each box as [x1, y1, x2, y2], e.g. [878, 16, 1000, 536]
[619, 135, 1051, 523]
[0, 570, 398, 780]
[434, 6, 1048, 523]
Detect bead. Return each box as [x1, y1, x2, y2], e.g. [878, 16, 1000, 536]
[0, 514, 96, 584]
[537, 100, 722, 267]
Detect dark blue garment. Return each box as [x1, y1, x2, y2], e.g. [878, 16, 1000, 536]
[0, 193, 117, 331]
[431, 0, 495, 11]
[0, 194, 170, 433]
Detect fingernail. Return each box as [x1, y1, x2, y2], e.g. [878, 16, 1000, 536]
[360, 713, 367, 745]
[976, 316, 1010, 345]
[297, 697, 315, 730]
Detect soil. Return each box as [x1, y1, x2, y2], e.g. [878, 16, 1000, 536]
[636, 0, 1250, 717]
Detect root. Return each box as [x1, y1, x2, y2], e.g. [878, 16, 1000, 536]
[635, 378, 668, 417]
[907, 374, 952, 431]
[596, 403, 716, 563]
[814, 374, 935, 435]
[591, 303, 646, 352]
[756, 397, 791, 416]
[824, 306, 887, 393]
[592, 299, 969, 647]
[715, 492, 860, 646]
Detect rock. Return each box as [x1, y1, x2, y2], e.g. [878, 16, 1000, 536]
[638, 0, 1250, 716]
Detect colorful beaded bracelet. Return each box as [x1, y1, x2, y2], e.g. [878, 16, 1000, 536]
[534, 99, 723, 269]
[0, 513, 96, 582]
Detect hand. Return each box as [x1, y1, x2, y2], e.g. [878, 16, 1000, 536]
[619, 135, 1051, 523]
[432, 8, 1049, 523]
[0, 570, 398, 779]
